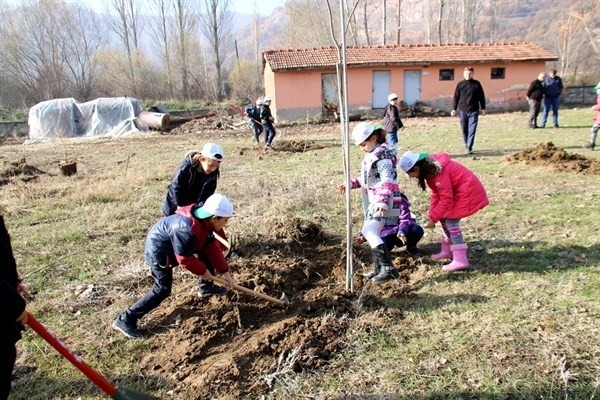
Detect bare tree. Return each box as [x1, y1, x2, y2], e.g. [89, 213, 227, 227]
[396, 0, 403, 44]
[199, 0, 233, 101]
[381, 0, 387, 45]
[362, 0, 370, 45]
[108, 0, 144, 95]
[60, 4, 105, 100]
[437, 0, 447, 44]
[147, 0, 175, 98]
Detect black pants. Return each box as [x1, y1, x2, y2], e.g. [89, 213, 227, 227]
[124, 264, 172, 322]
[382, 224, 424, 252]
[0, 342, 17, 400]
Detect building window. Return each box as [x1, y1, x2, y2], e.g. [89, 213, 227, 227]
[439, 69, 454, 81]
[491, 67, 505, 79]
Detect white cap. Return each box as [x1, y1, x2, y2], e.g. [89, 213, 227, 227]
[263, 96, 272, 102]
[193, 194, 234, 219]
[351, 122, 376, 145]
[201, 143, 224, 161]
[399, 150, 428, 173]
[388, 93, 398, 102]
[256, 97, 264, 105]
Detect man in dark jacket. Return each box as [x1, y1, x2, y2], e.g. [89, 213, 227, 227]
[541, 69, 564, 128]
[161, 142, 223, 217]
[526, 72, 546, 129]
[260, 96, 276, 149]
[451, 66, 486, 155]
[0, 216, 29, 400]
[113, 194, 236, 339]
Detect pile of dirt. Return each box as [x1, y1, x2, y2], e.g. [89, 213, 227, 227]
[140, 216, 422, 399]
[504, 142, 600, 174]
[0, 158, 46, 186]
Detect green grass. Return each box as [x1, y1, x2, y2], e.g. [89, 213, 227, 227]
[2, 108, 600, 399]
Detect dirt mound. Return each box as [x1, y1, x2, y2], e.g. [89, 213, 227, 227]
[504, 142, 600, 174]
[0, 158, 46, 186]
[140, 216, 420, 399]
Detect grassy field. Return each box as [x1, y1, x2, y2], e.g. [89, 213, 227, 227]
[1, 108, 599, 399]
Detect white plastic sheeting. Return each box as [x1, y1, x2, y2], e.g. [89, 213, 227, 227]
[26, 97, 148, 144]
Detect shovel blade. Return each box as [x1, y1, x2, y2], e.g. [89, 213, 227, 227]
[114, 387, 161, 400]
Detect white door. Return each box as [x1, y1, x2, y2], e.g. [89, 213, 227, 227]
[404, 70, 421, 105]
[372, 70, 390, 109]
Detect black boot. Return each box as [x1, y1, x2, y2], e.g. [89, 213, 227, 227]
[371, 244, 399, 284]
[361, 252, 381, 278]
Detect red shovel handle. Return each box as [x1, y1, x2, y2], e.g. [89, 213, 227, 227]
[26, 312, 117, 397]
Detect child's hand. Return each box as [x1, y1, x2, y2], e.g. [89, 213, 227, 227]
[397, 233, 407, 245]
[424, 218, 436, 229]
[353, 235, 366, 245]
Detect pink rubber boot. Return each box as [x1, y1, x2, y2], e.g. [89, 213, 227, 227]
[442, 244, 470, 272]
[431, 237, 452, 260]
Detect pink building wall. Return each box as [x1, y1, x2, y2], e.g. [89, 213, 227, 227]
[265, 61, 549, 122]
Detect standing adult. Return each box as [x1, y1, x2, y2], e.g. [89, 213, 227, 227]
[113, 194, 236, 339]
[381, 93, 404, 147]
[1, 216, 30, 400]
[451, 66, 486, 155]
[526, 72, 546, 129]
[162, 142, 224, 217]
[260, 96, 276, 149]
[541, 69, 564, 128]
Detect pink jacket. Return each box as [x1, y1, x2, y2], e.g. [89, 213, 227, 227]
[592, 95, 600, 125]
[427, 153, 489, 222]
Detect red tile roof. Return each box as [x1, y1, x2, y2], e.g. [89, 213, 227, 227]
[263, 43, 558, 72]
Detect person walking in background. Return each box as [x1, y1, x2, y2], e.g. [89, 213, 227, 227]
[0, 216, 30, 400]
[113, 194, 236, 339]
[338, 122, 400, 283]
[451, 66, 486, 155]
[585, 81, 600, 151]
[526, 72, 546, 129]
[260, 96, 276, 149]
[381, 93, 404, 147]
[399, 151, 489, 272]
[541, 69, 564, 128]
[162, 142, 224, 217]
[245, 98, 263, 143]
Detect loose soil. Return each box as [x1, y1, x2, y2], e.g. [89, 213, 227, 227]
[5, 121, 599, 400]
[504, 142, 600, 175]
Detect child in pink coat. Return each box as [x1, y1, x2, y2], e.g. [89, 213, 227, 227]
[399, 151, 489, 271]
[586, 82, 600, 151]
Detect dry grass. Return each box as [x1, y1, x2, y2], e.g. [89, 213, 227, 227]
[2, 109, 600, 399]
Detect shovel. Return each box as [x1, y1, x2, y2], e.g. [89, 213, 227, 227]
[212, 232, 289, 307]
[213, 276, 289, 307]
[26, 313, 160, 400]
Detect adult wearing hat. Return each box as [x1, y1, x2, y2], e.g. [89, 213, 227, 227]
[113, 194, 236, 339]
[381, 92, 404, 147]
[162, 142, 224, 217]
[399, 150, 488, 272]
[451, 66, 486, 155]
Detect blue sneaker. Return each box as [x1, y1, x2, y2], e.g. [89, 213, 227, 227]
[198, 283, 229, 298]
[112, 315, 142, 339]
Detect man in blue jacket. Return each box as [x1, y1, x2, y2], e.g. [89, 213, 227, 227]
[0, 216, 29, 400]
[541, 69, 564, 128]
[113, 194, 236, 339]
